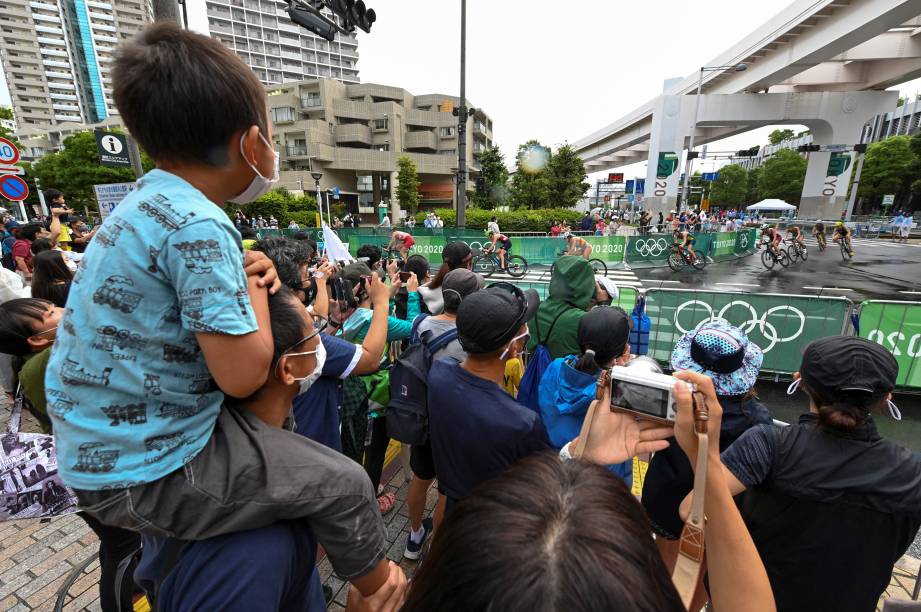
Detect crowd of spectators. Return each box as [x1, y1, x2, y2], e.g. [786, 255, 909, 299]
[0, 22, 917, 612]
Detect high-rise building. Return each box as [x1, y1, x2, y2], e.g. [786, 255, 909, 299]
[0, 0, 151, 128]
[188, 0, 360, 86]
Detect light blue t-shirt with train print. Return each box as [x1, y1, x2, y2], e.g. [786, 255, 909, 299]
[46, 169, 258, 490]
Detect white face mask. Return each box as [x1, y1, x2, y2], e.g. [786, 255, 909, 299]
[294, 339, 326, 394]
[229, 132, 279, 204]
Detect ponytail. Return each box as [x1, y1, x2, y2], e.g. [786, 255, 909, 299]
[806, 385, 883, 432]
[574, 348, 600, 374]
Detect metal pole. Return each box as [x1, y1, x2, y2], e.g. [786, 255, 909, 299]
[315, 180, 322, 226]
[34, 177, 48, 217]
[126, 136, 144, 179]
[456, 0, 467, 229]
[151, 0, 182, 22]
[595, 180, 600, 210]
[844, 150, 866, 221]
[680, 68, 704, 212]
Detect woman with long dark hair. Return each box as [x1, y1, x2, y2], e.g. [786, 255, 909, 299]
[30, 250, 74, 307]
[423, 242, 473, 314]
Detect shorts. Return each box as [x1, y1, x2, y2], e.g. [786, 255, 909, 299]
[900, 226, 910, 238]
[402, 236, 415, 249]
[410, 442, 436, 481]
[500, 239, 512, 252]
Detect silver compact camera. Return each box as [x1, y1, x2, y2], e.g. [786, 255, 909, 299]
[609, 362, 694, 423]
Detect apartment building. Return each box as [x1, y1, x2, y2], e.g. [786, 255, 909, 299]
[0, 0, 151, 128]
[267, 78, 494, 216]
[188, 0, 360, 85]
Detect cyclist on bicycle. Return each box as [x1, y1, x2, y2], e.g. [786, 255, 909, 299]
[488, 230, 513, 270]
[786, 225, 806, 251]
[760, 226, 782, 257]
[387, 228, 415, 261]
[562, 231, 593, 260]
[672, 228, 697, 262]
[813, 221, 826, 249]
[832, 221, 854, 256]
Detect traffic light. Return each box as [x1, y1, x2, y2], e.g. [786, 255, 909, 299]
[287, 1, 339, 41]
[328, 0, 376, 33]
[476, 176, 486, 194]
[796, 144, 821, 153]
[736, 147, 760, 157]
[854, 143, 868, 154]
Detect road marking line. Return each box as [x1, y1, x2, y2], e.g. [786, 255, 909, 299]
[899, 291, 921, 295]
[651, 280, 682, 284]
[802, 286, 854, 291]
[715, 282, 760, 287]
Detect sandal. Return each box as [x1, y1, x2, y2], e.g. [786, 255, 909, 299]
[377, 492, 396, 515]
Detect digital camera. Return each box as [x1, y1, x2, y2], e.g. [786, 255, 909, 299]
[609, 365, 693, 423]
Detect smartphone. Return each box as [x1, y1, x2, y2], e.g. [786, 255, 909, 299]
[398, 271, 412, 282]
[609, 366, 692, 423]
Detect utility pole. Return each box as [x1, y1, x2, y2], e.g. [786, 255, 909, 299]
[455, 0, 468, 229]
[151, 0, 182, 23]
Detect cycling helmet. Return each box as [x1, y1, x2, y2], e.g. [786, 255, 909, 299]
[562, 231, 572, 239]
[835, 221, 844, 227]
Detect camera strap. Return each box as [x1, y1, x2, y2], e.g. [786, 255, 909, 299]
[672, 391, 710, 609]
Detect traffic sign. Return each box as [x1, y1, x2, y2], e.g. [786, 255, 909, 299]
[625, 179, 634, 194]
[0, 165, 23, 176]
[0, 138, 20, 165]
[882, 194, 895, 207]
[95, 130, 131, 168]
[0, 174, 29, 201]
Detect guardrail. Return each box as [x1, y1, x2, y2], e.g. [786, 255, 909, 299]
[643, 288, 852, 374]
[857, 300, 921, 390]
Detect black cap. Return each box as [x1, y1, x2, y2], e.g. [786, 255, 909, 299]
[442, 241, 473, 266]
[341, 262, 372, 286]
[800, 336, 898, 402]
[456, 284, 539, 354]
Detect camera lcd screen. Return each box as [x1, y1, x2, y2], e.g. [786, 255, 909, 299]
[611, 381, 670, 418]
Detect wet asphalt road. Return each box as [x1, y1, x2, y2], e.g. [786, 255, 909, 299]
[633, 235, 921, 302]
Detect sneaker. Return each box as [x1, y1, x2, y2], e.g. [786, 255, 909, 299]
[403, 517, 433, 561]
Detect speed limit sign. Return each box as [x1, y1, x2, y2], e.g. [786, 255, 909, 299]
[0, 138, 20, 165]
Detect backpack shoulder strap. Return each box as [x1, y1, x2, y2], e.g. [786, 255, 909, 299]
[426, 328, 459, 354]
[410, 313, 430, 344]
[540, 309, 570, 345]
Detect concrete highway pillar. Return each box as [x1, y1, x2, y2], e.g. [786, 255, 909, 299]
[643, 95, 685, 219]
[800, 150, 855, 220]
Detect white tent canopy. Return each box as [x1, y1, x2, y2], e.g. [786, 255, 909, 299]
[747, 199, 798, 211]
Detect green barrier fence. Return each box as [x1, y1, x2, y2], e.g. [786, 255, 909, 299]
[858, 301, 921, 389]
[512, 282, 638, 312]
[644, 288, 851, 373]
[623, 229, 757, 266]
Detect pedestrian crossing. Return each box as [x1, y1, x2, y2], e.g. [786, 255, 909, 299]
[487, 267, 644, 288]
[803, 236, 921, 249]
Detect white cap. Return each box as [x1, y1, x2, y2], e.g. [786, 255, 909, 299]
[594, 274, 619, 300]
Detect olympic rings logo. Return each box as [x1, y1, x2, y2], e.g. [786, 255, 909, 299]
[634, 238, 669, 257]
[673, 300, 806, 352]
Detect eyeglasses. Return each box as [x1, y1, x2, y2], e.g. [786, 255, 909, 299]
[30, 326, 57, 339]
[278, 316, 327, 358]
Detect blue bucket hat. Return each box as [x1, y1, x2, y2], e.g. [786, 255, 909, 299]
[671, 320, 763, 396]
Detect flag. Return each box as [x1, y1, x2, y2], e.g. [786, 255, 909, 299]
[322, 222, 354, 263]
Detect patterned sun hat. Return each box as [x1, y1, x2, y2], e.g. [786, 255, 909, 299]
[670, 319, 764, 396]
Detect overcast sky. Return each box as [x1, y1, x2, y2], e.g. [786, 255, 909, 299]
[3, 0, 920, 180]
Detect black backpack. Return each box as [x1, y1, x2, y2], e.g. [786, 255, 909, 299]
[386, 314, 458, 445]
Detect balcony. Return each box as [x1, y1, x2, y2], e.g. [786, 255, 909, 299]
[404, 131, 437, 152]
[335, 123, 371, 146]
[332, 99, 372, 120]
[300, 96, 322, 110]
[285, 145, 308, 158]
[405, 109, 439, 128]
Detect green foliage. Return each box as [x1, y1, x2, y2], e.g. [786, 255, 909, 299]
[396, 155, 420, 214]
[0, 107, 12, 120]
[709, 164, 749, 207]
[757, 149, 806, 204]
[857, 136, 915, 203]
[226, 188, 317, 226]
[470, 146, 510, 210]
[29, 130, 154, 213]
[286, 211, 316, 228]
[415, 207, 582, 232]
[768, 129, 795, 145]
[510, 140, 551, 209]
[545, 144, 589, 208]
[745, 166, 761, 205]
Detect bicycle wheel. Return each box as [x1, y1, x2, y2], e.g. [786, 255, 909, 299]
[472, 255, 496, 277]
[588, 258, 607, 276]
[759, 250, 774, 270]
[839, 241, 850, 261]
[691, 251, 707, 270]
[818, 237, 826, 251]
[800, 245, 808, 261]
[668, 251, 684, 272]
[506, 255, 529, 278]
[785, 247, 798, 263]
[778, 250, 790, 267]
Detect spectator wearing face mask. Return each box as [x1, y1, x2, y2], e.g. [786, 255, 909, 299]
[685, 336, 921, 612]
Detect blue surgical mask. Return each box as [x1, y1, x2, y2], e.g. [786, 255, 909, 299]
[229, 132, 279, 204]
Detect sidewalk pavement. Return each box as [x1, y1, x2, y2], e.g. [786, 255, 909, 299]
[0, 399, 917, 611]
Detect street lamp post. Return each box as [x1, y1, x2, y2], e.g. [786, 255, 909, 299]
[680, 63, 747, 210]
[456, 0, 468, 229]
[311, 171, 324, 226]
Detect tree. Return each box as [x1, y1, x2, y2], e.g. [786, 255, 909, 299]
[395, 155, 420, 215]
[30, 130, 154, 213]
[470, 146, 509, 210]
[757, 149, 806, 204]
[767, 129, 795, 145]
[544, 144, 589, 208]
[857, 136, 916, 204]
[709, 164, 748, 208]
[226, 188, 317, 226]
[510, 140, 551, 209]
[745, 166, 762, 205]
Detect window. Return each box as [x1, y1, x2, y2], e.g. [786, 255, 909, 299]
[271, 107, 295, 123]
[439, 149, 456, 156]
[373, 118, 388, 131]
[440, 126, 455, 137]
[302, 91, 321, 108]
[375, 144, 390, 152]
[357, 175, 373, 191]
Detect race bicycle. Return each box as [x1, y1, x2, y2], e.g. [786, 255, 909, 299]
[814, 232, 826, 252]
[473, 246, 529, 278]
[785, 239, 808, 262]
[836, 235, 854, 261]
[759, 242, 790, 270]
[556, 250, 608, 276]
[667, 244, 706, 271]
